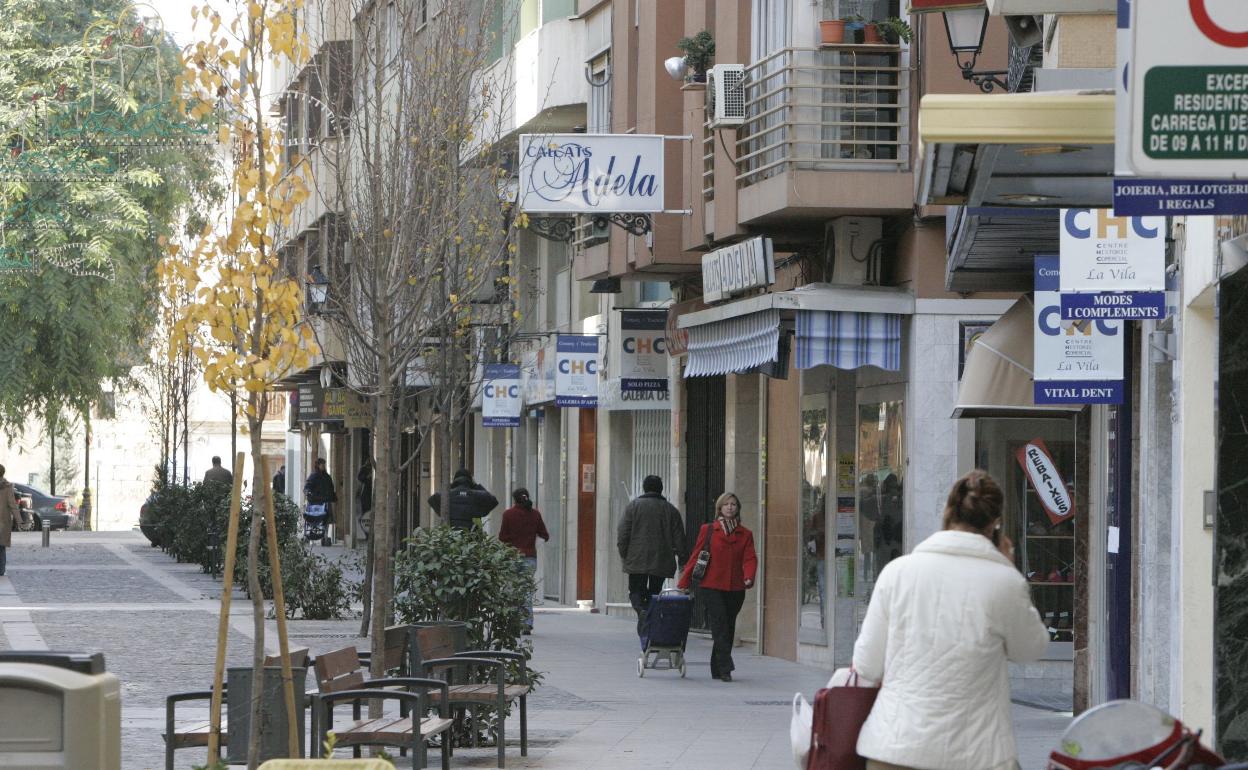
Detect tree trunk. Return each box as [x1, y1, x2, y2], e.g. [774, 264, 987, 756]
[246, 412, 268, 770]
[48, 409, 57, 495]
[369, 387, 393, 717]
[83, 410, 91, 531]
[358, 509, 375, 637]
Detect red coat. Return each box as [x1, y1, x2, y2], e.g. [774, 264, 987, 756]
[498, 505, 549, 557]
[677, 521, 758, 591]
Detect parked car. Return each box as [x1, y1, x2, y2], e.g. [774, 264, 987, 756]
[14, 483, 78, 530]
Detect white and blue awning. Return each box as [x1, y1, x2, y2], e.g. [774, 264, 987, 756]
[677, 284, 914, 378]
[796, 311, 902, 371]
[684, 309, 780, 378]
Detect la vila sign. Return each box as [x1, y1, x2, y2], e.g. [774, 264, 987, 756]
[518, 134, 665, 214]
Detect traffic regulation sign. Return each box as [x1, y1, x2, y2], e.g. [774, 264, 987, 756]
[1131, 1, 1248, 178]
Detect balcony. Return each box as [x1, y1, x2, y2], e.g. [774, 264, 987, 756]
[734, 46, 914, 229]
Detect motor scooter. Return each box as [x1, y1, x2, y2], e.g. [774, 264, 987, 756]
[1048, 700, 1248, 770]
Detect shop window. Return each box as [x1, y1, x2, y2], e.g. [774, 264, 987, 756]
[800, 394, 830, 643]
[976, 417, 1077, 645]
[857, 400, 903, 595]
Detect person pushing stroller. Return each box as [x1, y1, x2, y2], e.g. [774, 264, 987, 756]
[303, 457, 337, 546]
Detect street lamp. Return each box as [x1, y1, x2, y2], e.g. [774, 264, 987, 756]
[942, 7, 1008, 93]
[306, 263, 329, 313]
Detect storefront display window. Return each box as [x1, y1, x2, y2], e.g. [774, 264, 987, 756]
[856, 400, 904, 607]
[800, 395, 830, 643]
[976, 418, 1077, 646]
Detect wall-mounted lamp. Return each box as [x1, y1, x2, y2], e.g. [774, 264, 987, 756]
[306, 263, 330, 313]
[942, 7, 1008, 93]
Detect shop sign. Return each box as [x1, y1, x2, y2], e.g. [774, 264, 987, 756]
[598, 379, 672, 411]
[522, 342, 555, 405]
[323, 388, 370, 428]
[664, 298, 706, 359]
[907, 0, 982, 10]
[1130, 0, 1248, 179]
[555, 334, 599, 408]
[1034, 256, 1125, 405]
[1058, 208, 1166, 320]
[618, 310, 669, 391]
[702, 237, 775, 303]
[518, 134, 665, 214]
[1014, 438, 1076, 526]
[482, 364, 522, 428]
[296, 381, 324, 422]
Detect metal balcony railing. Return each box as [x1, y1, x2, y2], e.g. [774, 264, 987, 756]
[735, 46, 910, 187]
[702, 120, 715, 202]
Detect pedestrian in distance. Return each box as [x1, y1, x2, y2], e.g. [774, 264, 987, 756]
[203, 455, 233, 486]
[304, 457, 338, 546]
[355, 459, 373, 539]
[0, 465, 22, 576]
[851, 470, 1050, 770]
[272, 464, 286, 496]
[499, 488, 549, 635]
[428, 468, 499, 530]
[677, 492, 757, 682]
[617, 475, 687, 636]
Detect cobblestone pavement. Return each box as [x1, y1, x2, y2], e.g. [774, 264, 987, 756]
[0, 531, 1068, 770]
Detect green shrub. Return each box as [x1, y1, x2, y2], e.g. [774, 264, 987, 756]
[269, 538, 355, 620]
[393, 526, 534, 660]
[145, 481, 230, 570]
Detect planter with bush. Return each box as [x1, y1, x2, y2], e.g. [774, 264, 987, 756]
[676, 30, 715, 82]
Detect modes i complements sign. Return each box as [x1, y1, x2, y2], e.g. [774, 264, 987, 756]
[1034, 256, 1125, 405]
[1058, 208, 1165, 320]
[1131, 1, 1248, 178]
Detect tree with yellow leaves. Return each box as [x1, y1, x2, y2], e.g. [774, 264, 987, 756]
[158, 0, 312, 766]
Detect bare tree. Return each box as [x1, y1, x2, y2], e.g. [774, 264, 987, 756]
[295, 0, 519, 666]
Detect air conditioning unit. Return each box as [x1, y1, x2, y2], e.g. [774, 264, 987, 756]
[706, 64, 746, 128]
[823, 217, 883, 286]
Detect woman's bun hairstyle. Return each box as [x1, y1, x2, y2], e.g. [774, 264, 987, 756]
[942, 470, 1003, 532]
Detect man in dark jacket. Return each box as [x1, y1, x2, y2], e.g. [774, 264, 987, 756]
[272, 464, 286, 496]
[304, 458, 337, 504]
[203, 456, 233, 486]
[428, 469, 499, 530]
[616, 475, 686, 634]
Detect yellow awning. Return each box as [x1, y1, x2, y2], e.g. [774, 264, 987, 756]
[919, 92, 1116, 209]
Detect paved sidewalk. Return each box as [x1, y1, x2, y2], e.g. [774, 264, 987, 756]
[0, 530, 1068, 769]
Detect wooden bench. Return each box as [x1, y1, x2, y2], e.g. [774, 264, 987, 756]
[312, 645, 453, 770]
[163, 648, 309, 770]
[409, 625, 532, 769]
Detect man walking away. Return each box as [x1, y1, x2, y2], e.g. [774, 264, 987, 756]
[272, 464, 286, 496]
[0, 465, 23, 576]
[355, 460, 373, 539]
[203, 456, 233, 486]
[429, 469, 499, 530]
[499, 488, 549, 634]
[617, 475, 687, 635]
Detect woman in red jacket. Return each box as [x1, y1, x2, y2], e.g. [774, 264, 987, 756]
[678, 492, 758, 681]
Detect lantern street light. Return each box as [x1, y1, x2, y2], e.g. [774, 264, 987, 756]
[942, 7, 1008, 93]
[306, 264, 330, 314]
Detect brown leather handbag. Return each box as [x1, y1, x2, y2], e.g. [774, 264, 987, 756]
[805, 672, 879, 770]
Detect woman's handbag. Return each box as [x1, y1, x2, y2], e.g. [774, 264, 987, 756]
[805, 671, 879, 770]
[691, 524, 712, 582]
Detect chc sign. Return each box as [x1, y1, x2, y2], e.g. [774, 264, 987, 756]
[482, 364, 521, 428]
[1058, 208, 1166, 320]
[616, 309, 669, 393]
[555, 335, 599, 408]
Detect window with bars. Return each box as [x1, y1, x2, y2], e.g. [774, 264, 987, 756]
[631, 411, 672, 498]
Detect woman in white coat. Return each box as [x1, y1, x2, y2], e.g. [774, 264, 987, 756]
[852, 470, 1050, 770]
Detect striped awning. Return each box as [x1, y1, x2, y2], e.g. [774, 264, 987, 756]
[796, 311, 902, 371]
[684, 309, 780, 378]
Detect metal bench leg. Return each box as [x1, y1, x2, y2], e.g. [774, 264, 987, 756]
[520, 695, 528, 757]
[497, 702, 506, 768]
[441, 731, 451, 770]
[414, 730, 424, 770]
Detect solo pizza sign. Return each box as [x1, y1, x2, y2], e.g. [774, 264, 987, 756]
[1015, 439, 1076, 526]
[1130, 1, 1248, 178]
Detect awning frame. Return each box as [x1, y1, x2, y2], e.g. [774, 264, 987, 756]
[678, 283, 915, 330]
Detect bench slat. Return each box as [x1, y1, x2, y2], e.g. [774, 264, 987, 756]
[333, 716, 452, 745]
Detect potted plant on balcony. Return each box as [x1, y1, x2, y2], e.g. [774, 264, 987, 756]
[819, 18, 847, 44]
[874, 17, 913, 45]
[676, 30, 715, 82]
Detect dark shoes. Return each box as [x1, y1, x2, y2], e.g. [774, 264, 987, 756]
[713, 673, 732, 682]
[522, 627, 532, 636]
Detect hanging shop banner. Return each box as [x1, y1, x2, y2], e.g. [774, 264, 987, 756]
[1058, 208, 1166, 320]
[1014, 438, 1076, 526]
[618, 310, 669, 392]
[1034, 256, 1125, 405]
[555, 334, 599, 408]
[1130, 0, 1248, 179]
[482, 364, 522, 428]
[518, 134, 665, 214]
[702, 237, 775, 303]
[324, 388, 370, 429]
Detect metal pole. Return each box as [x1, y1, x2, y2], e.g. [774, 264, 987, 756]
[41, 519, 50, 548]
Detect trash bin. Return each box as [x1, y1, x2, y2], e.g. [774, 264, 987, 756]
[226, 666, 307, 764]
[0, 651, 120, 769]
